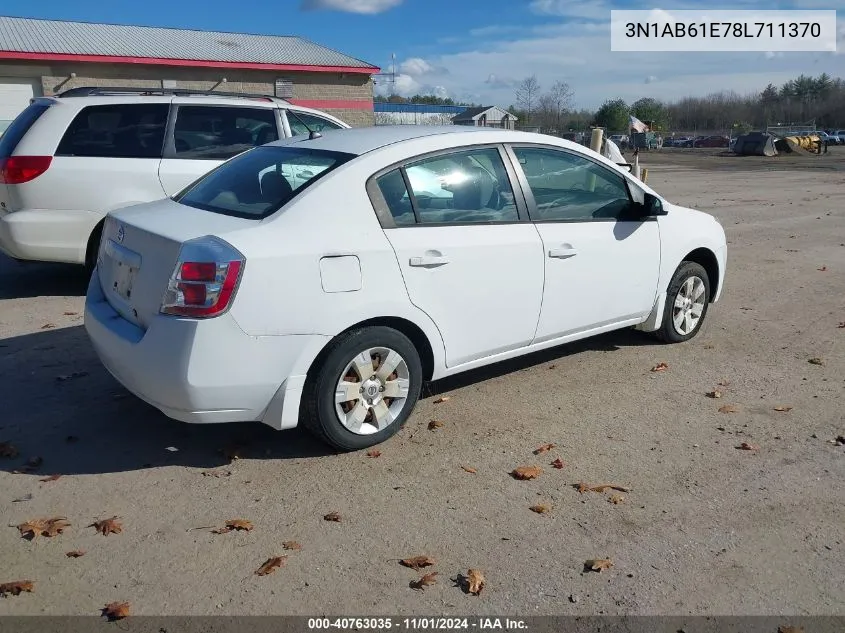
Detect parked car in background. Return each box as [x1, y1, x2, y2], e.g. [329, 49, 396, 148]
[665, 136, 693, 147]
[85, 126, 728, 451]
[0, 87, 349, 271]
[693, 135, 731, 148]
[608, 134, 629, 149]
[832, 130, 845, 145]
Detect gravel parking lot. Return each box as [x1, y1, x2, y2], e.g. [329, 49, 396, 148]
[1, 148, 843, 617]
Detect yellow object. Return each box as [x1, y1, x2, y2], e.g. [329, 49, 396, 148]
[784, 135, 821, 151]
[641, 168, 649, 184]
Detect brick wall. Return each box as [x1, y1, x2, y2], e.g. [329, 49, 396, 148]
[0, 61, 374, 126]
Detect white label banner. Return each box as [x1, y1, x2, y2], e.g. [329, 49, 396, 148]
[610, 10, 838, 52]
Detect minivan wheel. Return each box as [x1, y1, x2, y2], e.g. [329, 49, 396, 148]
[303, 326, 422, 451]
[654, 262, 711, 343]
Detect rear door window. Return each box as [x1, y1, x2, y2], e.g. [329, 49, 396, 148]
[0, 102, 51, 157]
[55, 104, 168, 158]
[173, 106, 279, 160]
[286, 111, 344, 136]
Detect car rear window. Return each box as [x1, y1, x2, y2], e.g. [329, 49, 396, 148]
[0, 102, 50, 158]
[56, 104, 168, 158]
[175, 145, 356, 219]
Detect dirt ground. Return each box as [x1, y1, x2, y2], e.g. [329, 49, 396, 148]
[0, 147, 843, 617]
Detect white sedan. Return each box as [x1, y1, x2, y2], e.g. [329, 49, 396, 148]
[85, 126, 727, 451]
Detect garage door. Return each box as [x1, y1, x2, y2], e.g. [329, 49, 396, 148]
[0, 78, 41, 134]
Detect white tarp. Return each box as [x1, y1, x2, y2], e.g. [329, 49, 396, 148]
[602, 138, 626, 164]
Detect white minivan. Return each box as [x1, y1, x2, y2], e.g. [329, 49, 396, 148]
[0, 87, 349, 270]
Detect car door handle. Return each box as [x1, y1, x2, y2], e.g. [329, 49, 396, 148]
[548, 246, 578, 259]
[409, 255, 450, 268]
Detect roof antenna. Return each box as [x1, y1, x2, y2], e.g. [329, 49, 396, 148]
[288, 111, 322, 140]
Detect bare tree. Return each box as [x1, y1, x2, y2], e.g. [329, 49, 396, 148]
[546, 81, 574, 132]
[515, 75, 541, 124]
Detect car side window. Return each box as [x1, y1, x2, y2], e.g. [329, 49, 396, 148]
[173, 106, 278, 160]
[375, 169, 416, 226]
[404, 148, 518, 224]
[512, 147, 634, 221]
[287, 111, 344, 136]
[56, 104, 168, 158]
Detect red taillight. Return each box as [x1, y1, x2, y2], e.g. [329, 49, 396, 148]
[179, 262, 217, 282]
[0, 156, 52, 184]
[161, 260, 242, 318]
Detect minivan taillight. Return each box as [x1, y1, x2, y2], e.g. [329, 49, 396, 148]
[160, 237, 244, 318]
[0, 156, 52, 184]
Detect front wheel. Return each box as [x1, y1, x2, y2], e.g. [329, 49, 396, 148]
[303, 326, 423, 451]
[654, 262, 711, 343]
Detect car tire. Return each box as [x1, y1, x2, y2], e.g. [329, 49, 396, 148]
[303, 326, 423, 451]
[84, 222, 104, 276]
[654, 262, 711, 343]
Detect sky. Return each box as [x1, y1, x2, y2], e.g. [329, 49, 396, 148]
[4, 0, 844, 109]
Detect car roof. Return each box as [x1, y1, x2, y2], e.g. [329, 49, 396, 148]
[40, 94, 285, 108]
[267, 125, 553, 156]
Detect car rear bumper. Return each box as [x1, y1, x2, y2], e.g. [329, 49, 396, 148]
[84, 269, 326, 425]
[0, 208, 101, 264]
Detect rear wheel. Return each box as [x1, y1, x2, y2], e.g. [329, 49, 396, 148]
[654, 262, 711, 343]
[303, 326, 422, 451]
[84, 222, 104, 276]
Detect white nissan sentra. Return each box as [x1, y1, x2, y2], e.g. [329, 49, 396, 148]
[85, 126, 727, 451]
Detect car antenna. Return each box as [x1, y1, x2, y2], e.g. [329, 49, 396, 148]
[288, 111, 322, 140]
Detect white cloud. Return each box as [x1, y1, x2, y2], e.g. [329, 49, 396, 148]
[645, 75, 658, 83]
[400, 57, 439, 76]
[299, 0, 402, 14]
[530, 0, 612, 20]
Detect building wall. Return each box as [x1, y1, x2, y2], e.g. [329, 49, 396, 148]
[0, 61, 375, 127]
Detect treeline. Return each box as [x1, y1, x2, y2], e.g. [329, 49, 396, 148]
[374, 94, 479, 107]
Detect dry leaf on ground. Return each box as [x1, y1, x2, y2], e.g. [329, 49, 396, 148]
[533, 443, 556, 455]
[460, 465, 477, 474]
[282, 541, 302, 551]
[89, 517, 122, 536]
[65, 550, 86, 558]
[201, 469, 232, 478]
[651, 362, 669, 372]
[323, 511, 342, 522]
[0, 441, 19, 458]
[706, 390, 723, 399]
[410, 572, 438, 590]
[400, 556, 435, 570]
[63, 311, 78, 316]
[511, 466, 542, 480]
[0, 580, 34, 596]
[551, 458, 565, 469]
[39, 474, 62, 483]
[817, 266, 827, 271]
[40, 323, 56, 330]
[212, 519, 253, 534]
[589, 483, 631, 493]
[736, 442, 758, 451]
[718, 404, 739, 414]
[102, 602, 130, 620]
[808, 357, 824, 366]
[609, 494, 625, 505]
[773, 406, 793, 412]
[17, 517, 70, 540]
[255, 556, 286, 576]
[529, 504, 552, 514]
[433, 396, 451, 404]
[585, 559, 613, 572]
[466, 569, 485, 595]
[778, 626, 804, 633]
[428, 420, 444, 430]
[366, 449, 382, 458]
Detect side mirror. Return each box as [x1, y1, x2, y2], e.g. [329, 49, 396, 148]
[642, 192, 667, 217]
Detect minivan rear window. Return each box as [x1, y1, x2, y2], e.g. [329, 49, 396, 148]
[175, 145, 356, 219]
[56, 104, 168, 158]
[0, 103, 50, 158]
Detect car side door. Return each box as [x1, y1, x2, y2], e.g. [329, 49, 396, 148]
[368, 145, 545, 368]
[506, 144, 661, 344]
[157, 103, 282, 196]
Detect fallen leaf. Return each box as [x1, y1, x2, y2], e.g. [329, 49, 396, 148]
[282, 541, 302, 551]
[460, 465, 477, 474]
[650, 362, 669, 372]
[718, 404, 739, 414]
[529, 504, 552, 514]
[63, 311, 78, 316]
[609, 494, 625, 505]
[778, 627, 804, 633]
[466, 569, 485, 595]
[533, 443, 556, 455]
[817, 266, 827, 271]
[590, 484, 631, 493]
[808, 357, 824, 366]
[0, 441, 19, 458]
[40, 323, 56, 330]
[736, 442, 758, 451]
[585, 559, 613, 572]
[428, 420, 444, 431]
[39, 474, 62, 483]
[201, 469, 232, 478]
[706, 390, 723, 399]
[212, 519, 253, 534]
[400, 556, 435, 570]
[433, 396, 451, 404]
[0, 580, 34, 597]
[324, 511, 342, 522]
[773, 406, 793, 412]
[510, 466, 542, 480]
[575, 482, 591, 494]
[410, 571, 438, 590]
[55, 371, 89, 382]
[102, 602, 130, 620]
[366, 449, 382, 458]
[17, 517, 70, 540]
[551, 458, 565, 469]
[65, 550, 86, 558]
[89, 516, 122, 536]
[255, 556, 286, 576]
